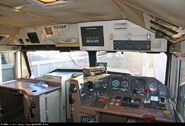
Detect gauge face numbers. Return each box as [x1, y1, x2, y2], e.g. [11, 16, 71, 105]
[149, 83, 158, 92]
[120, 81, 129, 91]
[112, 80, 120, 89]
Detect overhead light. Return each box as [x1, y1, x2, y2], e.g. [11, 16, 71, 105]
[29, 0, 68, 8]
[36, 0, 67, 4]
[38, 0, 57, 4]
[12, 6, 24, 12]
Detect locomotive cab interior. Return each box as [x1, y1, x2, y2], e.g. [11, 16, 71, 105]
[0, 0, 185, 123]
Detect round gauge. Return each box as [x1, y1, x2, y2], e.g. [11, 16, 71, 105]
[148, 83, 158, 92]
[121, 81, 129, 88]
[112, 80, 120, 88]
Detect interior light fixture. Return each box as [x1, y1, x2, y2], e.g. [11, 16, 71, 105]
[30, 0, 68, 8]
[38, 0, 57, 4]
[37, 0, 67, 4]
[13, 5, 23, 12]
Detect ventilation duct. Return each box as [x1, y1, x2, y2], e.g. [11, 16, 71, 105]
[143, 13, 185, 43]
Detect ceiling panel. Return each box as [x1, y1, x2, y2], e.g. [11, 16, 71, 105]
[121, 0, 185, 27]
[0, 0, 121, 27]
[0, 0, 185, 43]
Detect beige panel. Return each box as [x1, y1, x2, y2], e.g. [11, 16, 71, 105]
[117, 0, 185, 27]
[111, 0, 145, 28]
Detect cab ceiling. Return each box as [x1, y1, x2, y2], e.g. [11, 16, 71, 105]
[0, 0, 185, 43]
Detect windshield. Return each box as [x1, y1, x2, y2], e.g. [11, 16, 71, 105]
[97, 51, 167, 84]
[27, 51, 89, 79]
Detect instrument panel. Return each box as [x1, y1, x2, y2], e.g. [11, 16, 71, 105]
[80, 73, 169, 110]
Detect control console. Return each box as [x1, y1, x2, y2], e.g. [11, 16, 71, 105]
[70, 71, 175, 123]
[79, 73, 169, 110]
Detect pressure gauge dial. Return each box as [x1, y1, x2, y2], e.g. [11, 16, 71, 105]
[121, 81, 129, 88]
[148, 83, 158, 92]
[112, 80, 120, 88]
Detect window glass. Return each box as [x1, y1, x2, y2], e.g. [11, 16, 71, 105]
[21, 52, 30, 78]
[169, 55, 179, 103]
[97, 51, 167, 84]
[177, 60, 185, 121]
[27, 51, 89, 79]
[0, 51, 16, 82]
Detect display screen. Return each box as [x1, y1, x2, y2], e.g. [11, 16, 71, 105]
[81, 26, 104, 46]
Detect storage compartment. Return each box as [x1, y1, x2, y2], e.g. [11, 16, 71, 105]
[0, 89, 26, 122]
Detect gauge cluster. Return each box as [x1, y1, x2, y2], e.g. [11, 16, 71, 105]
[109, 74, 168, 99]
[80, 73, 169, 107]
[110, 74, 131, 92]
[80, 76, 110, 101]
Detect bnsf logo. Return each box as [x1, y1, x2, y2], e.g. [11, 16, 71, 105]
[53, 25, 68, 29]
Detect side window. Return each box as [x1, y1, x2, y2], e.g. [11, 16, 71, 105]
[20, 52, 30, 78]
[0, 51, 16, 83]
[169, 54, 179, 103]
[176, 60, 185, 121]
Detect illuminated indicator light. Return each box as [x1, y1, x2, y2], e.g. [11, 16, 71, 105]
[98, 97, 106, 102]
[110, 102, 114, 105]
[163, 110, 169, 117]
[144, 115, 155, 123]
[115, 103, 119, 106]
[144, 88, 151, 93]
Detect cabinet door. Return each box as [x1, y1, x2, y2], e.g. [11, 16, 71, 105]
[45, 90, 60, 122]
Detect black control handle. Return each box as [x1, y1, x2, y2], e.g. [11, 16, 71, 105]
[29, 101, 35, 118]
[0, 107, 3, 114]
[69, 96, 75, 104]
[69, 85, 76, 104]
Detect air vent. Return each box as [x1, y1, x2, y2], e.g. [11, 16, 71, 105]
[113, 23, 128, 30]
[143, 13, 185, 42]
